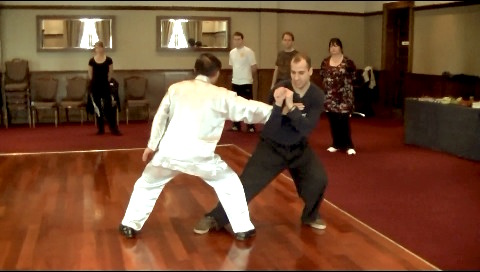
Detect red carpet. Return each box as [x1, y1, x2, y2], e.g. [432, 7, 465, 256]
[1, 117, 479, 270]
[0, 121, 150, 153]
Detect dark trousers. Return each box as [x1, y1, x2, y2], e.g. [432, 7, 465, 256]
[232, 83, 255, 130]
[326, 111, 354, 150]
[206, 137, 328, 228]
[93, 95, 119, 133]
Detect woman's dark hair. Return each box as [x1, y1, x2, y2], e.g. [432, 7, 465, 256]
[329, 38, 343, 53]
[194, 53, 222, 77]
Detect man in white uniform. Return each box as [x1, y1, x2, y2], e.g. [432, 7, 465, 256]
[229, 31, 258, 133]
[119, 53, 272, 241]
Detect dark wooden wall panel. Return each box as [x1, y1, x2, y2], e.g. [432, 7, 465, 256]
[9, 68, 478, 125]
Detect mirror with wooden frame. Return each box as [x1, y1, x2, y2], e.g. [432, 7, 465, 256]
[156, 16, 231, 51]
[37, 15, 114, 51]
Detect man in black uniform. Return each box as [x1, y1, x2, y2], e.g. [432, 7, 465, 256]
[193, 52, 328, 240]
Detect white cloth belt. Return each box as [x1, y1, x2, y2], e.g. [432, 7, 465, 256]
[362, 66, 376, 89]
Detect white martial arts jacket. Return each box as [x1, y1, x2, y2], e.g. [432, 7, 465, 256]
[146, 75, 273, 176]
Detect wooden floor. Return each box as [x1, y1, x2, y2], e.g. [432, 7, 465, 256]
[0, 145, 440, 270]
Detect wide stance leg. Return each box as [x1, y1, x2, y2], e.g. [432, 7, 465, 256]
[121, 163, 179, 231]
[288, 146, 328, 223]
[201, 165, 255, 234]
[206, 139, 286, 229]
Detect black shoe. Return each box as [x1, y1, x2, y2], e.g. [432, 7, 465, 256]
[193, 216, 220, 234]
[96, 130, 105, 135]
[119, 224, 137, 238]
[111, 130, 123, 136]
[234, 229, 256, 241]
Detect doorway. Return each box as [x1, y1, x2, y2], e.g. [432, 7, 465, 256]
[381, 1, 414, 114]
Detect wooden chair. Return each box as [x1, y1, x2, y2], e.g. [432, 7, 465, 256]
[2, 58, 31, 127]
[59, 76, 88, 124]
[30, 76, 59, 128]
[124, 76, 149, 124]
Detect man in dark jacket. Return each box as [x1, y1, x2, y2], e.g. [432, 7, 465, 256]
[193, 52, 328, 239]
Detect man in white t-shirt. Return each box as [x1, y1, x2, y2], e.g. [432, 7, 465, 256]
[229, 31, 258, 133]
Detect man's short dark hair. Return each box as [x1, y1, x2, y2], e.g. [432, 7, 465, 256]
[291, 52, 312, 69]
[282, 31, 294, 41]
[194, 53, 222, 77]
[233, 32, 244, 39]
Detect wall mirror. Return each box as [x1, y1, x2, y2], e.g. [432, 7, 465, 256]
[37, 15, 114, 51]
[156, 16, 231, 51]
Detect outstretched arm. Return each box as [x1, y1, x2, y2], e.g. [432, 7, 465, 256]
[224, 90, 273, 125]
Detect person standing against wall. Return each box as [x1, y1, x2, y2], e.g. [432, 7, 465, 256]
[319, 38, 357, 155]
[88, 41, 122, 136]
[229, 31, 258, 133]
[271, 31, 298, 89]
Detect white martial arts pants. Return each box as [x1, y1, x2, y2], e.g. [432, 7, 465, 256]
[121, 161, 255, 234]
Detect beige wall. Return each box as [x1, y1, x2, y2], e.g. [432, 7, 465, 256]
[0, 1, 479, 77]
[356, 3, 480, 76]
[0, 7, 366, 72]
[276, 13, 365, 69]
[412, 4, 480, 75]
[364, 15, 383, 70]
[361, 1, 480, 76]
[0, 9, 261, 71]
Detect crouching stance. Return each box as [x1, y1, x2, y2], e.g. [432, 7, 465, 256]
[119, 53, 272, 241]
[194, 52, 329, 235]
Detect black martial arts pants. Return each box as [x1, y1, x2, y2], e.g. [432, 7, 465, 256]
[93, 95, 119, 134]
[231, 83, 255, 131]
[206, 136, 328, 228]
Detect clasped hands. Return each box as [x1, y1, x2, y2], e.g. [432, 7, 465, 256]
[273, 87, 304, 114]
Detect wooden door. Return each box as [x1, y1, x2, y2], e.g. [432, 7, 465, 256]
[381, 1, 414, 113]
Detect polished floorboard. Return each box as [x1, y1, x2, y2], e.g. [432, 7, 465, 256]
[0, 145, 439, 270]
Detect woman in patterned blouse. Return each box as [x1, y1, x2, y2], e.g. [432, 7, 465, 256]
[319, 38, 357, 155]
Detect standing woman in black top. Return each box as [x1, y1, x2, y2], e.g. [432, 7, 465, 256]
[88, 41, 122, 135]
